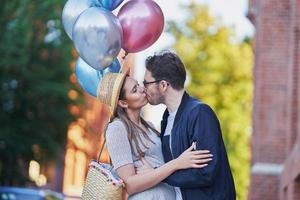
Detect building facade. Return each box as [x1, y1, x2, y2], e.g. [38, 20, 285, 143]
[248, 0, 300, 199]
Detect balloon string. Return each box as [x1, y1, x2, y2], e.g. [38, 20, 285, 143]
[120, 51, 129, 73]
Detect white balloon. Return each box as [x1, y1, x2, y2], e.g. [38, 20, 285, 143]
[72, 7, 123, 69]
[62, 0, 99, 39]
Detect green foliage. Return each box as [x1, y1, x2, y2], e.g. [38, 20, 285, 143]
[169, 4, 253, 199]
[0, 0, 76, 185]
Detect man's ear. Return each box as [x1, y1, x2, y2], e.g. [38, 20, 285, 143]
[118, 100, 128, 108]
[159, 80, 169, 92]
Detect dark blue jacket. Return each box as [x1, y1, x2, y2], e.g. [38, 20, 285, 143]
[161, 92, 236, 200]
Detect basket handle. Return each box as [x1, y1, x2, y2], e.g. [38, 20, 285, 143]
[97, 137, 112, 164]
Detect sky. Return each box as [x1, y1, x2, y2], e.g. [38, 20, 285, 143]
[155, 0, 254, 49]
[134, 0, 254, 80]
[132, 0, 255, 127]
[159, 0, 254, 39]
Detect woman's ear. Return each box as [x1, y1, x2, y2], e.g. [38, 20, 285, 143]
[118, 100, 128, 108]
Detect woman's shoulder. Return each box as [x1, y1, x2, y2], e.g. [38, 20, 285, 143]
[108, 118, 126, 128]
[145, 121, 160, 136]
[146, 121, 156, 129]
[106, 119, 128, 137]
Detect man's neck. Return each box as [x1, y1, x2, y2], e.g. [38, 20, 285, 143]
[165, 89, 185, 113]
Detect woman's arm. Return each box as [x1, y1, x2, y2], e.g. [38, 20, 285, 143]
[116, 143, 212, 195]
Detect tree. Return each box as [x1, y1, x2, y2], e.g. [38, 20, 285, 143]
[0, 0, 78, 186]
[169, 4, 253, 199]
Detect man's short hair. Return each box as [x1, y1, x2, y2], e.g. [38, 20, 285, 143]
[145, 51, 186, 90]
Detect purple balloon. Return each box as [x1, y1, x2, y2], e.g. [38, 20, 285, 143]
[117, 0, 164, 53]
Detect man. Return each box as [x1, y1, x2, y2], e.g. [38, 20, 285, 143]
[143, 51, 236, 200]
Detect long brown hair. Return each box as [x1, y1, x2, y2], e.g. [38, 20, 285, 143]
[113, 77, 160, 157]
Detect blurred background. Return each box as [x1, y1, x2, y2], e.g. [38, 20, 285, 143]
[1, 0, 300, 200]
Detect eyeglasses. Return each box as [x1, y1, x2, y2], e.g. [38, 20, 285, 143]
[143, 79, 163, 87]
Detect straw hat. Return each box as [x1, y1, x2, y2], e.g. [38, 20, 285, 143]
[97, 72, 127, 121]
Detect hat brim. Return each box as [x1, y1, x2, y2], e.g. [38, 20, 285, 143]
[97, 72, 127, 121]
[109, 73, 127, 120]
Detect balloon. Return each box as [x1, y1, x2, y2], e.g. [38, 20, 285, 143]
[73, 7, 123, 70]
[101, 59, 121, 74]
[75, 57, 121, 97]
[62, 0, 100, 39]
[99, 0, 124, 11]
[117, 0, 164, 53]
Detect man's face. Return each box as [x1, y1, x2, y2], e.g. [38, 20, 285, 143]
[143, 70, 164, 105]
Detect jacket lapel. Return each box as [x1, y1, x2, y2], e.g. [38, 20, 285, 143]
[173, 92, 190, 126]
[160, 109, 169, 139]
[160, 92, 191, 138]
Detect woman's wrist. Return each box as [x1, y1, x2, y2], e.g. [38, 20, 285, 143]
[169, 158, 180, 171]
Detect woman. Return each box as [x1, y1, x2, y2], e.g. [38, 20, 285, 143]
[97, 72, 212, 199]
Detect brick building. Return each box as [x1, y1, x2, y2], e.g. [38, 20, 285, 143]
[248, 0, 300, 199]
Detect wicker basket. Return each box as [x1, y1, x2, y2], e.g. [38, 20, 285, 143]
[81, 160, 123, 200]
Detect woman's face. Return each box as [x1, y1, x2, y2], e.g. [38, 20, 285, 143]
[121, 77, 148, 110]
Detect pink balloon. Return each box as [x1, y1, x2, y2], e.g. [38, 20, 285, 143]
[117, 0, 164, 53]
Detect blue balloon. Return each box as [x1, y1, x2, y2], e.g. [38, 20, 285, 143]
[75, 57, 121, 97]
[99, 0, 124, 11]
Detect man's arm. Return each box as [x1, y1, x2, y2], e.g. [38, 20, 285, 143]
[164, 104, 221, 188]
